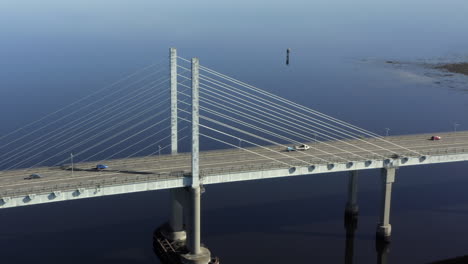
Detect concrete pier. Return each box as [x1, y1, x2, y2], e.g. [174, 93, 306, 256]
[164, 188, 187, 241]
[345, 170, 359, 225]
[376, 167, 396, 242]
[181, 186, 211, 264]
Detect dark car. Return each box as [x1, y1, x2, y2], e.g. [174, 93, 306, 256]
[24, 174, 42, 180]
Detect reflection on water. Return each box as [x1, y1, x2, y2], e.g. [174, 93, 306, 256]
[376, 240, 390, 264]
[430, 255, 468, 264]
[344, 214, 357, 264]
[344, 214, 390, 264]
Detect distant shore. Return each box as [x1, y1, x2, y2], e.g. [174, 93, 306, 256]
[434, 63, 468, 76]
[385, 61, 468, 76]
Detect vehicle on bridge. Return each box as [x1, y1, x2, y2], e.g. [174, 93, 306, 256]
[24, 174, 42, 180]
[287, 144, 310, 151]
[431, 136, 442, 140]
[96, 164, 108, 170]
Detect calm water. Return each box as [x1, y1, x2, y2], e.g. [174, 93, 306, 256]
[1, 1, 468, 263]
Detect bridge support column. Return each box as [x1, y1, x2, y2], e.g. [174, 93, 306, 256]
[345, 170, 359, 226]
[162, 188, 187, 241]
[376, 167, 396, 242]
[180, 57, 211, 264]
[182, 186, 211, 264]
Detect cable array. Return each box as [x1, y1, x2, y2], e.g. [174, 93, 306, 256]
[176, 56, 421, 167]
[0, 54, 423, 172]
[0, 61, 175, 170]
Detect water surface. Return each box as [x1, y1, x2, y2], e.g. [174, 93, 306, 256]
[1, 0, 468, 263]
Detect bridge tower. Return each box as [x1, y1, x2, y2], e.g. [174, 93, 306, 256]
[161, 50, 211, 264]
[180, 57, 211, 264]
[163, 48, 188, 242]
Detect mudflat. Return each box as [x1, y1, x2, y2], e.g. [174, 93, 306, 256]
[435, 62, 468, 76]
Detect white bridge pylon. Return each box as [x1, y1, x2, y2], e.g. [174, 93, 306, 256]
[164, 47, 424, 263]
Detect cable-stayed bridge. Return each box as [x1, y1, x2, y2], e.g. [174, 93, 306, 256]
[1, 48, 467, 263]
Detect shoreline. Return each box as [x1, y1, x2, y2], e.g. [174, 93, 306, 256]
[434, 62, 468, 76]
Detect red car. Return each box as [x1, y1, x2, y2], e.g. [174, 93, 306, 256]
[431, 136, 441, 140]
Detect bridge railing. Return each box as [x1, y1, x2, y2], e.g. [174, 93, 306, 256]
[421, 146, 467, 156]
[0, 172, 185, 198]
[200, 147, 468, 177]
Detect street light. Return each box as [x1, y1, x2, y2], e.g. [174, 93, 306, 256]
[385, 128, 390, 137]
[71, 153, 74, 176]
[454, 123, 460, 132]
[158, 145, 161, 157]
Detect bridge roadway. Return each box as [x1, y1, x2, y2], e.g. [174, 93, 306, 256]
[0, 131, 467, 208]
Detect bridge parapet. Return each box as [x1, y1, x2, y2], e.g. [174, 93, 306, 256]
[201, 148, 468, 185]
[0, 172, 186, 209]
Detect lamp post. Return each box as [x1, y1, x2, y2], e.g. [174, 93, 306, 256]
[385, 128, 390, 137]
[71, 153, 74, 176]
[158, 145, 161, 157]
[454, 123, 460, 132]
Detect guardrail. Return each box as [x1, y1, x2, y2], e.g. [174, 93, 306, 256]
[200, 147, 468, 177]
[0, 171, 185, 198]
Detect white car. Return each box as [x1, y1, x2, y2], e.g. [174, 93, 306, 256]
[295, 144, 310, 150]
[287, 144, 310, 151]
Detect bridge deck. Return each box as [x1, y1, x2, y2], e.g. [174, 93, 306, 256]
[0, 131, 467, 206]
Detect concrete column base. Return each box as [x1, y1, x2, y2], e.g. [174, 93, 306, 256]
[160, 222, 187, 242]
[376, 224, 391, 242]
[181, 247, 211, 264]
[162, 229, 187, 242]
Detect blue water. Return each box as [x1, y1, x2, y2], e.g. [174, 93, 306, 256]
[1, 0, 468, 263]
